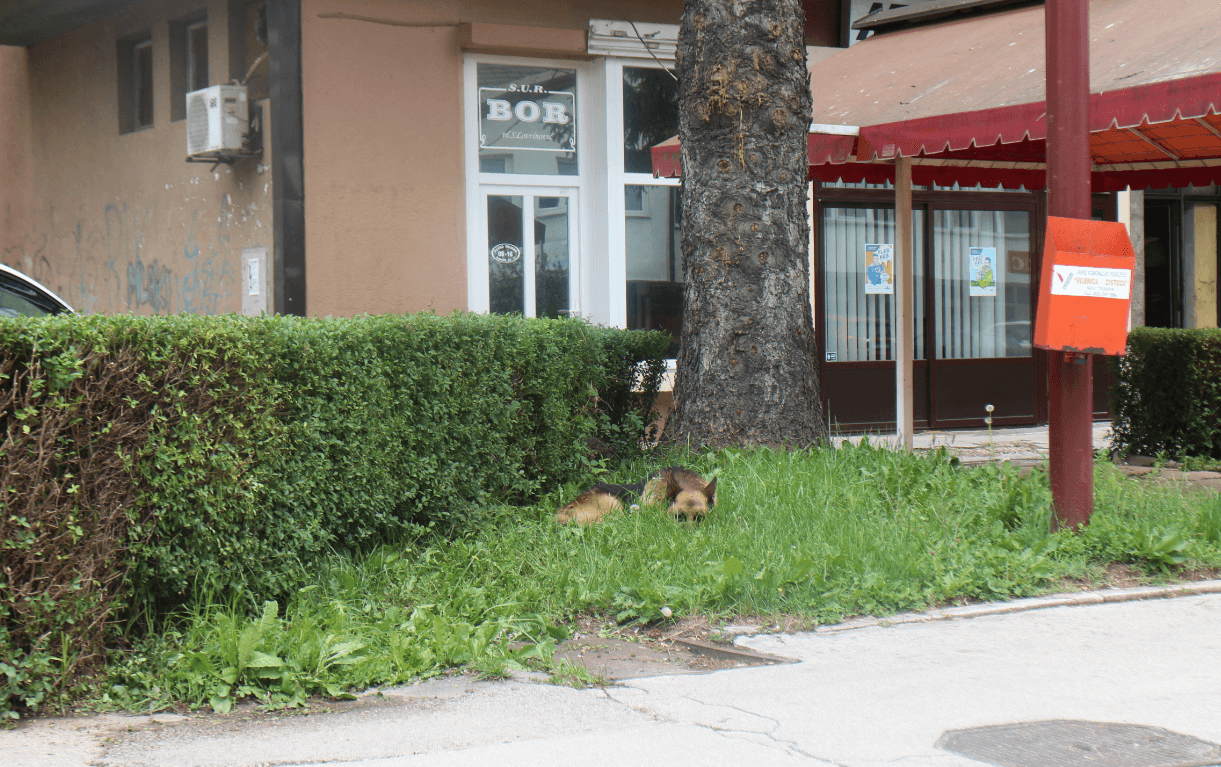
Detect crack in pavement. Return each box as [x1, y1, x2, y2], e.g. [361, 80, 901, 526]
[681, 693, 846, 765]
[603, 683, 847, 765]
[706, 727, 847, 765]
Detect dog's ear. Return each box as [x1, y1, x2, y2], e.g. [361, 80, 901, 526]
[665, 470, 682, 499]
[703, 477, 717, 505]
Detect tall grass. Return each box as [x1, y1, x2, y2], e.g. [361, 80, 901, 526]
[105, 442, 1221, 712]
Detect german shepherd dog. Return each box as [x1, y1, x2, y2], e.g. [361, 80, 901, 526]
[556, 467, 718, 524]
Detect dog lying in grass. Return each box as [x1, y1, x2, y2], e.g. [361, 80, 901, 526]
[556, 467, 717, 524]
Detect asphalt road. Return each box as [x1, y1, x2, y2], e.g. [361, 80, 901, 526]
[9, 584, 1220, 767]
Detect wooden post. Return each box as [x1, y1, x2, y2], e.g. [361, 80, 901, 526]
[895, 156, 915, 452]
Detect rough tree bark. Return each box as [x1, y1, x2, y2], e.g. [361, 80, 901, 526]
[667, 0, 828, 449]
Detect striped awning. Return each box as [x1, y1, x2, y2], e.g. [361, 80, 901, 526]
[652, 0, 1221, 191]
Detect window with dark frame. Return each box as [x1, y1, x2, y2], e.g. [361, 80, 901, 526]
[170, 13, 208, 122]
[187, 20, 208, 93]
[132, 38, 153, 130]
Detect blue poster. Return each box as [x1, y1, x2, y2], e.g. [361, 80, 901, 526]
[864, 244, 894, 295]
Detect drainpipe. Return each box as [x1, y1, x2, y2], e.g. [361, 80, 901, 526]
[267, 0, 306, 316]
[1045, 0, 1093, 529]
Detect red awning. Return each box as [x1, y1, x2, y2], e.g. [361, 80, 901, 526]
[652, 0, 1221, 191]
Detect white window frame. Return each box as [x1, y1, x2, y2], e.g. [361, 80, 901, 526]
[603, 57, 680, 331]
[478, 184, 581, 318]
[463, 54, 605, 320]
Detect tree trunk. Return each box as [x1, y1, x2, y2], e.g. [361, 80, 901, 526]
[667, 0, 827, 449]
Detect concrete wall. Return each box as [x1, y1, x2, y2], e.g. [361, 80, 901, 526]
[4, 0, 271, 315]
[299, 0, 683, 317]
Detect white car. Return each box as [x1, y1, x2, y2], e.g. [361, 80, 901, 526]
[0, 263, 74, 317]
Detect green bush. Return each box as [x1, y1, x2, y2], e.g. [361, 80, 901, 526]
[0, 312, 667, 720]
[1111, 327, 1221, 459]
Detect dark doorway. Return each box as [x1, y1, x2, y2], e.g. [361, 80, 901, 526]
[1143, 201, 1182, 328]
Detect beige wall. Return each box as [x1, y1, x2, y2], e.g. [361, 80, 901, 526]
[300, 0, 683, 317]
[9, 0, 698, 317]
[6, 0, 271, 314]
[1186, 203, 1218, 329]
[1, 46, 34, 277]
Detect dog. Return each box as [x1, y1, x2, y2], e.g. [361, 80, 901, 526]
[556, 467, 718, 524]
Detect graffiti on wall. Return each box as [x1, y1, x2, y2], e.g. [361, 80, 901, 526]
[2, 178, 269, 315]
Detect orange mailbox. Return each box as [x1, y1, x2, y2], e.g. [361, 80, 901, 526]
[1033, 217, 1136, 356]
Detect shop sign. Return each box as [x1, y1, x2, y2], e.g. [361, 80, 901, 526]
[969, 247, 997, 297]
[864, 243, 894, 295]
[480, 84, 577, 153]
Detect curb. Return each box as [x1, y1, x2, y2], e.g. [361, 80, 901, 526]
[767, 579, 1221, 637]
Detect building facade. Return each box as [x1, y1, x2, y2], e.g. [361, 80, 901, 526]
[0, 0, 844, 326]
[2, 0, 1217, 432]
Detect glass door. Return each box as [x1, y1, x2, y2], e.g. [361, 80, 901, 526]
[482, 187, 578, 318]
[820, 205, 928, 430]
[927, 206, 1037, 426]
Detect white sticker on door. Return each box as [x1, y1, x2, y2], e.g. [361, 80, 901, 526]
[490, 243, 522, 264]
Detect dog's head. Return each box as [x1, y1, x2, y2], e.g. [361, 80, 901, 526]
[668, 475, 717, 519]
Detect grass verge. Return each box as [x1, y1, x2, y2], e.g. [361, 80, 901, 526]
[99, 441, 1221, 714]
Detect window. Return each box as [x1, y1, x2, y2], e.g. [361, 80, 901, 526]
[187, 20, 208, 92]
[622, 66, 678, 173]
[133, 40, 153, 128]
[242, 1, 269, 101]
[477, 63, 578, 177]
[626, 185, 683, 357]
[620, 64, 682, 356]
[822, 207, 926, 362]
[625, 186, 645, 213]
[465, 57, 583, 321]
[170, 13, 208, 121]
[118, 34, 154, 133]
[480, 156, 508, 174]
[463, 53, 686, 345]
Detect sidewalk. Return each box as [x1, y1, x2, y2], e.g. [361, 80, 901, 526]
[9, 584, 1221, 767]
[838, 423, 1221, 492]
[835, 423, 1113, 465]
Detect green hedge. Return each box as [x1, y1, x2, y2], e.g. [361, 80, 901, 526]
[0, 312, 668, 719]
[1111, 327, 1221, 459]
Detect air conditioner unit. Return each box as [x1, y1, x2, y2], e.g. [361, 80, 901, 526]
[186, 84, 248, 156]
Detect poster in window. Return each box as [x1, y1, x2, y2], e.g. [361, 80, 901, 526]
[864, 244, 894, 295]
[969, 247, 997, 297]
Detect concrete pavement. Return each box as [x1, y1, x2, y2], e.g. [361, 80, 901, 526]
[837, 423, 1114, 465]
[12, 584, 1220, 767]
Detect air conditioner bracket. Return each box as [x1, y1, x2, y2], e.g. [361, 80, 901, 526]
[185, 151, 263, 173]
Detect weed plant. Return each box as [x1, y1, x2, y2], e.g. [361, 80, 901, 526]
[106, 441, 1221, 714]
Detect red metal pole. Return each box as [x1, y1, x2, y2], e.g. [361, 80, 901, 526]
[1045, 0, 1094, 529]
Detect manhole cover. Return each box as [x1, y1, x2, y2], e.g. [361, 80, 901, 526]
[937, 720, 1221, 767]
